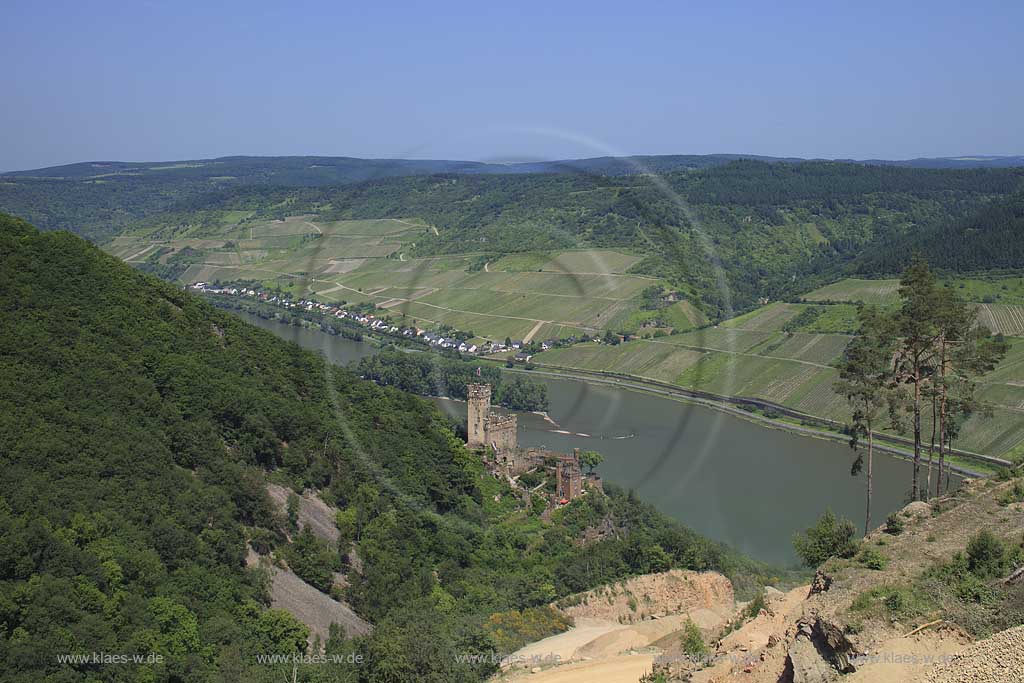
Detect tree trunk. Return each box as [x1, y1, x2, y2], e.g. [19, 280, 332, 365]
[926, 394, 937, 502]
[912, 367, 922, 501]
[865, 427, 874, 536]
[937, 349, 948, 496]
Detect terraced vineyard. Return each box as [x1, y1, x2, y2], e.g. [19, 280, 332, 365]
[803, 278, 901, 305]
[105, 217, 691, 342]
[976, 303, 1024, 336]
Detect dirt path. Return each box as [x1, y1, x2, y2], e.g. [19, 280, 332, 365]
[124, 243, 160, 261]
[523, 320, 547, 343]
[304, 221, 323, 234]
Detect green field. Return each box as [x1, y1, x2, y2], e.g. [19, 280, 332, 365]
[946, 275, 1024, 305]
[800, 277, 1024, 336]
[803, 278, 901, 305]
[490, 249, 643, 274]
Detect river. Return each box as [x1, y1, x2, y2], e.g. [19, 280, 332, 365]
[237, 311, 923, 566]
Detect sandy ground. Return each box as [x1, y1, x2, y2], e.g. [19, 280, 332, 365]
[501, 653, 656, 683]
[513, 617, 624, 664]
[844, 631, 973, 683]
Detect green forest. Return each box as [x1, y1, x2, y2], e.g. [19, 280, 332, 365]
[356, 350, 549, 412]
[0, 213, 772, 682]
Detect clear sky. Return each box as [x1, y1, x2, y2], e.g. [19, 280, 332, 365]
[2, 0, 1022, 171]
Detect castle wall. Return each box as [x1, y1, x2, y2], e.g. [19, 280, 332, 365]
[487, 413, 517, 454]
[466, 383, 490, 449]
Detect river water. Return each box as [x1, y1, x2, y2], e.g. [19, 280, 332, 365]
[237, 312, 924, 566]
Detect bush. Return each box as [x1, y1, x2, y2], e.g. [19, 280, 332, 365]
[995, 467, 1015, 482]
[857, 547, 888, 570]
[885, 513, 905, 535]
[967, 530, 1006, 578]
[793, 510, 859, 567]
[851, 585, 932, 619]
[998, 481, 1024, 506]
[680, 619, 708, 659]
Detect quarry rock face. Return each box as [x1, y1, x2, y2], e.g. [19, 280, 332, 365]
[556, 569, 734, 624]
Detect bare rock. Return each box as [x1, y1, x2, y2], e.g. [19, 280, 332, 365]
[787, 636, 837, 683]
[901, 500, 932, 519]
[809, 569, 832, 595]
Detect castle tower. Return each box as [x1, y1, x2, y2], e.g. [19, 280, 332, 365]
[466, 383, 491, 448]
[556, 449, 583, 501]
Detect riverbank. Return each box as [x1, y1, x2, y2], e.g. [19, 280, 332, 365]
[487, 361, 1002, 479]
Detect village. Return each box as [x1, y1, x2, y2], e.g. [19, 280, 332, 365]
[188, 281, 566, 361]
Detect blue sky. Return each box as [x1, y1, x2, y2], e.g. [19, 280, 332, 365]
[2, 0, 1022, 171]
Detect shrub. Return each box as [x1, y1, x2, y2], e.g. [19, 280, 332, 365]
[885, 513, 905, 535]
[680, 619, 708, 659]
[744, 592, 767, 618]
[793, 510, 859, 567]
[967, 530, 1006, 578]
[998, 481, 1024, 506]
[485, 606, 573, 654]
[857, 547, 888, 570]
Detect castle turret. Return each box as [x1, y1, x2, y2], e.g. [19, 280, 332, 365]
[466, 383, 491, 448]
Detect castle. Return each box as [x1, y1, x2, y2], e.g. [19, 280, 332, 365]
[467, 383, 517, 452]
[466, 383, 596, 503]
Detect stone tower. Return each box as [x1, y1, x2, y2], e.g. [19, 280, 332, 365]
[556, 449, 583, 501]
[466, 383, 491, 448]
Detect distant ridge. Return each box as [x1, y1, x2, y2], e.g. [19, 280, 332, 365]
[6, 152, 1023, 178]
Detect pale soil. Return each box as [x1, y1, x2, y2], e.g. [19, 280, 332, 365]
[558, 569, 734, 624]
[266, 483, 340, 544]
[245, 547, 372, 646]
[512, 617, 624, 664]
[500, 653, 656, 683]
[844, 630, 973, 683]
[498, 571, 734, 682]
[689, 584, 810, 683]
[924, 624, 1024, 683]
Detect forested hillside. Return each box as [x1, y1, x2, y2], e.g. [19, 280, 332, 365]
[221, 160, 1023, 315]
[0, 214, 769, 682]
[854, 191, 1024, 275]
[5, 158, 1024, 317]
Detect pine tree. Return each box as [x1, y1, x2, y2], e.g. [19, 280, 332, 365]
[891, 260, 944, 500]
[835, 306, 895, 534]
